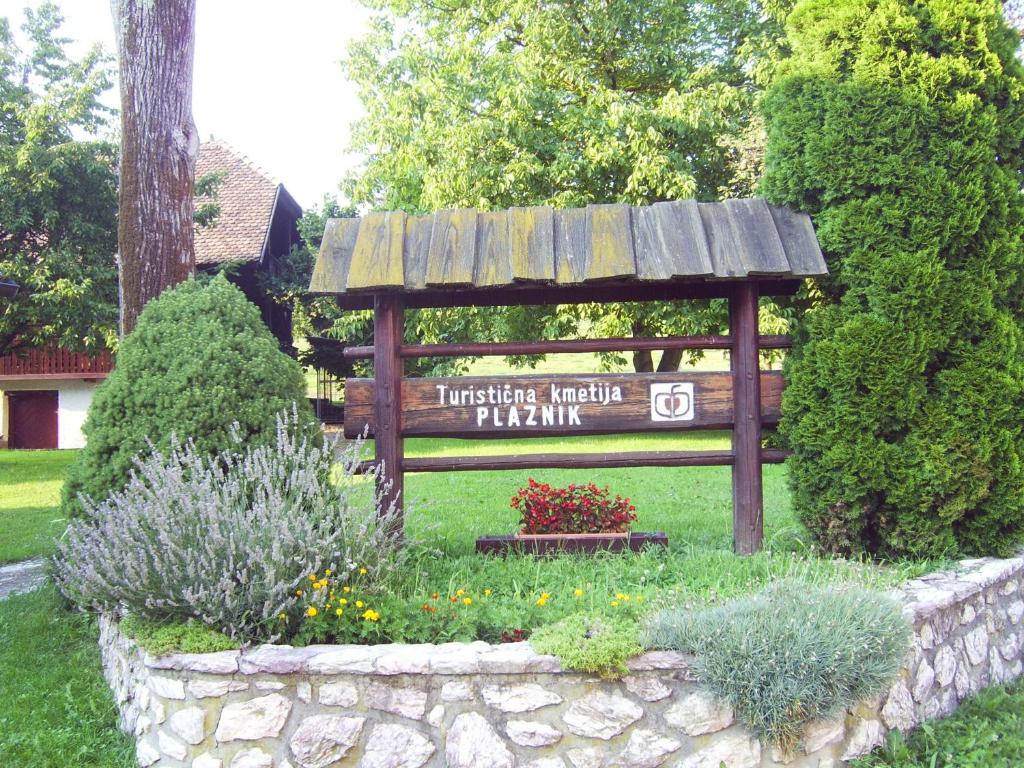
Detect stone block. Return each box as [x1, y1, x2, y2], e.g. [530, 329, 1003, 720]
[215, 693, 292, 742]
[664, 690, 734, 736]
[481, 683, 562, 713]
[169, 705, 206, 745]
[505, 720, 562, 747]
[623, 675, 672, 702]
[319, 681, 358, 707]
[289, 714, 365, 768]
[190, 679, 249, 698]
[802, 718, 845, 754]
[361, 723, 436, 768]
[676, 732, 761, 768]
[841, 719, 886, 761]
[563, 691, 643, 740]
[365, 681, 428, 720]
[445, 712, 514, 768]
[610, 729, 681, 768]
[230, 748, 273, 768]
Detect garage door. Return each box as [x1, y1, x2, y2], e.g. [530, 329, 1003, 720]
[8, 390, 58, 449]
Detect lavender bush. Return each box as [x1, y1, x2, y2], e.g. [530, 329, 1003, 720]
[56, 408, 403, 642]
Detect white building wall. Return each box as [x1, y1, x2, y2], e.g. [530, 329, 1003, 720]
[58, 384, 96, 449]
[0, 379, 99, 449]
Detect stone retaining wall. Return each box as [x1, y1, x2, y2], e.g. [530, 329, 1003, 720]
[100, 553, 1024, 768]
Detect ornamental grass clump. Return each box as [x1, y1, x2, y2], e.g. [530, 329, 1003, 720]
[56, 408, 403, 643]
[644, 581, 910, 753]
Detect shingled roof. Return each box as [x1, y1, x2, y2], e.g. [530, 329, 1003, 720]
[309, 199, 825, 308]
[194, 141, 300, 266]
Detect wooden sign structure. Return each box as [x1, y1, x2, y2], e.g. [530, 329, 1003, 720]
[310, 198, 827, 555]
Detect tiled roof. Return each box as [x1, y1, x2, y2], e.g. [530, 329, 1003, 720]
[194, 141, 287, 265]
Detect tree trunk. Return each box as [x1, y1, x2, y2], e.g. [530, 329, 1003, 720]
[112, 0, 198, 335]
[657, 348, 683, 372]
[630, 319, 684, 372]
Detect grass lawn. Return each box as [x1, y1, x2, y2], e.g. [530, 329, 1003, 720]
[0, 450, 77, 563]
[403, 431, 787, 555]
[0, 588, 134, 767]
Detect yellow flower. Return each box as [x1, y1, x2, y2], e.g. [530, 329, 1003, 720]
[615, 592, 627, 600]
[278, 613, 287, 621]
[343, 586, 351, 593]
[463, 597, 473, 606]
[456, 589, 465, 597]
[484, 589, 492, 596]
[295, 589, 304, 597]
[362, 609, 380, 622]
[574, 589, 584, 597]
[536, 592, 550, 607]
[306, 606, 318, 617]
[359, 567, 368, 575]
[355, 600, 365, 609]
[611, 600, 620, 608]
[308, 574, 317, 582]
[340, 598, 348, 605]
[335, 608, 344, 616]
[325, 569, 332, 576]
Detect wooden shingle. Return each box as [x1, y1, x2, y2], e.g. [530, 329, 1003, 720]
[309, 198, 826, 297]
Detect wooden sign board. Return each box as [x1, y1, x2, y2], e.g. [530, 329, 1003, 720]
[344, 371, 783, 439]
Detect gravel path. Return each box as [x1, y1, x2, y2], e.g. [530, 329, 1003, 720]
[0, 558, 47, 599]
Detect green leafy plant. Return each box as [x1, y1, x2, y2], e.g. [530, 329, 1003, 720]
[762, 0, 1024, 557]
[852, 679, 1024, 768]
[644, 581, 910, 752]
[119, 616, 237, 656]
[530, 613, 642, 679]
[61, 275, 319, 517]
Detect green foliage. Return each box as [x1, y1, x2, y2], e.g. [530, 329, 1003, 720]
[530, 613, 642, 679]
[119, 616, 237, 657]
[342, 0, 797, 371]
[853, 678, 1024, 768]
[62, 275, 318, 516]
[645, 581, 910, 751]
[762, 0, 1024, 558]
[0, 587, 134, 767]
[0, 4, 118, 357]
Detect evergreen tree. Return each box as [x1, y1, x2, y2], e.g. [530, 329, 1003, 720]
[762, 0, 1024, 557]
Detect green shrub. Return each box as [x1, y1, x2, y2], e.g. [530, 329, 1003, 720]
[62, 275, 318, 516]
[761, 1, 1024, 558]
[530, 613, 642, 679]
[644, 581, 910, 752]
[56, 410, 403, 643]
[119, 616, 238, 656]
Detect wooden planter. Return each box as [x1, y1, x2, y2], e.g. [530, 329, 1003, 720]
[475, 531, 668, 555]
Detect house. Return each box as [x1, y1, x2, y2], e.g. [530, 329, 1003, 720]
[0, 142, 304, 450]
[0, 348, 113, 449]
[195, 141, 303, 352]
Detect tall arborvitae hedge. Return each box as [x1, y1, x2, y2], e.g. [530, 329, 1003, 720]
[762, 0, 1024, 558]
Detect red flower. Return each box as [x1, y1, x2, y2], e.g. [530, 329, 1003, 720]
[511, 481, 637, 534]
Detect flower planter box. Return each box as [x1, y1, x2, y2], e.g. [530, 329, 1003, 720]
[475, 531, 668, 554]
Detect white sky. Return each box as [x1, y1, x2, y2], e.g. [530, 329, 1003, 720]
[0, 0, 373, 208]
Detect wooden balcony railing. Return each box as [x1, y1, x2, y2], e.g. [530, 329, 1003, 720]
[0, 348, 113, 379]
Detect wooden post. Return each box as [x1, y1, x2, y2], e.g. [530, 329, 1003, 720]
[373, 294, 404, 537]
[730, 282, 763, 555]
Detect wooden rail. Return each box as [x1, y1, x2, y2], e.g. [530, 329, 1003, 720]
[342, 334, 792, 360]
[353, 448, 790, 475]
[0, 348, 113, 379]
